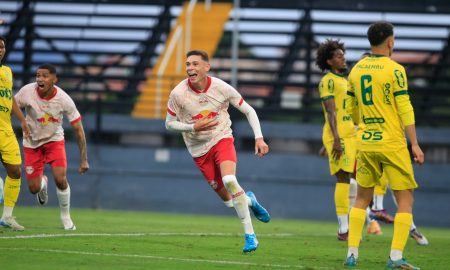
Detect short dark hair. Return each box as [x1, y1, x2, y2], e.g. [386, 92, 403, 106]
[367, 21, 394, 46]
[315, 39, 345, 71]
[37, 63, 57, 74]
[186, 50, 209, 62]
[0, 36, 6, 44]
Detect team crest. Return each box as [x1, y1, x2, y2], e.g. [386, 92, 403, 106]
[209, 180, 218, 190]
[25, 166, 34, 175]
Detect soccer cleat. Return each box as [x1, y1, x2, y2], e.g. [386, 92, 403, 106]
[246, 191, 271, 223]
[387, 258, 420, 269]
[409, 228, 429, 246]
[367, 220, 383, 235]
[338, 231, 348, 241]
[369, 209, 394, 224]
[61, 217, 76, 231]
[0, 176, 4, 204]
[37, 175, 49, 205]
[243, 233, 259, 253]
[344, 254, 357, 267]
[0, 216, 25, 231]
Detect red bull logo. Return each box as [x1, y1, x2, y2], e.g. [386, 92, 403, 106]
[36, 113, 60, 125]
[191, 110, 218, 120]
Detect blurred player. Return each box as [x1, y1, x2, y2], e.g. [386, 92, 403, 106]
[0, 36, 30, 231]
[15, 63, 89, 230]
[344, 21, 424, 269]
[316, 39, 357, 241]
[165, 50, 270, 253]
[368, 173, 429, 245]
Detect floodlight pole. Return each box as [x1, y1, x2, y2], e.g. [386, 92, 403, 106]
[231, 0, 240, 89]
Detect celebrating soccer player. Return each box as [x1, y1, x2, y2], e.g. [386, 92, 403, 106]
[165, 50, 271, 253]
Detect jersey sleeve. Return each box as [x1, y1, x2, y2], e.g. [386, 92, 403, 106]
[14, 87, 25, 107]
[319, 77, 335, 101]
[167, 91, 180, 117]
[62, 93, 81, 124]
[225, 84, 244, 109]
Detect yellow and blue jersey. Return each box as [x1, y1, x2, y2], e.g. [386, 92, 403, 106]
[347, 54, 413, 152]
[319, 72, 356, 142]
[0, 64, 14, 132]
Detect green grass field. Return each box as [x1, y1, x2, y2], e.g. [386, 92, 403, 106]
[1, 207, 449, 269]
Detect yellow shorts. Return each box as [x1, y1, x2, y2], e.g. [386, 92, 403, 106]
[324, 136, 356, 175]
[356, 148, 418, 191]
[0, 130, 22, 165]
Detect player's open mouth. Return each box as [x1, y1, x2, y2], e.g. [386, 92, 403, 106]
[188, 74, 197, 79]
[37, 84, 45, 90]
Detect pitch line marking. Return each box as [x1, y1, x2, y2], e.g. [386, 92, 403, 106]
[0, 232, 294, 239]
[0, 247, 334, 269]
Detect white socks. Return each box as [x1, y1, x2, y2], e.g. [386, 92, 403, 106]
[222, 175, 254, 234]
[349, 178, 357, 208]
[338, 215, 349, 234]
[57, 184, 71, 219]
[372, 194, 384, 210]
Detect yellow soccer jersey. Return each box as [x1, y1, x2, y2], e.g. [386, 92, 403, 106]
[319, 72, 356, 142]
[347, 54, 411, 152]
[0, 65, 14, 132]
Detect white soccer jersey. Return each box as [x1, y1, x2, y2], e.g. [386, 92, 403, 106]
[167, 76, 244, 157]
[15, 83, 81, 148]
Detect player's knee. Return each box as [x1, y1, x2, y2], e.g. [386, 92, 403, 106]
[28, 181, 41, 194]
[54, 177, 68, 190]
[6, 166, 21, 179]
[222, 175, 239, 193]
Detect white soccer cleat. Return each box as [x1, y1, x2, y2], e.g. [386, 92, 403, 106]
[0, 216, 25, 231]
[410, 228, 429, 246]
[36, 175, 49, 205]
[61, 217, 76, 231]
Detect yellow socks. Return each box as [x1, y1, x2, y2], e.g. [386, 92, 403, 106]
[348, 207, 366, 248]
[335, 183, 350, 215]
[391, 213, 413, 251]
[3, 176, 21, 208]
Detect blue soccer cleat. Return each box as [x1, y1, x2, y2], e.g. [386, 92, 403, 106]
[246, 191, 271, 223]
[344, 254, 357, 267]
[0, 177, 4, 204]
[387, 258, 420, 269]
[243, 233, 259, 253]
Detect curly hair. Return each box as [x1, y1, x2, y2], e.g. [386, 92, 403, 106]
[315, 39, 345, 72]
[367, 21, 394, 46]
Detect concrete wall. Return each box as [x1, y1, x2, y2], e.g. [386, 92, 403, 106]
[13, 142, 450, 228]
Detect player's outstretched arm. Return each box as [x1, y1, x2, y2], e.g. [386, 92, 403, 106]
[72, 120, 89, 174]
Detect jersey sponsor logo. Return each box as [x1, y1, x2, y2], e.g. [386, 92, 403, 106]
[383, 83, 392, 105]
[191, 110, 218, 120]
[363, 116, 385, 124]
[0, 105, 9, 113]
[342, 115, 352, 121]
[25, 166, 34, 175]
[37, 113, 60, 125]
[327, 79, 334, 93]
[198, 97, 208, 105]
[0, 89, 12, 100]
[394, 69, 406, 88]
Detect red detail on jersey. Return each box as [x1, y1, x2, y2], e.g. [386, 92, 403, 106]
[36, 86, 58, 100]
[231, 190, 245, 199]
[47, 116, 60, 123]
[36, 117, 45, 123]
[167, 108, 176, 116]
[191, 111, 218, 121]
[238, 98, 244, 106]
[188, 76, 212, 94]
[70, 116, 82, 125]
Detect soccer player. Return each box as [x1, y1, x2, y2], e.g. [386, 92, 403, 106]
[0, 35, 30, 231]
[316, 39, 357, 241]
[344, 21, 424, 269]
[165, 50, 271, 253]
[15, 63, 89, 230]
